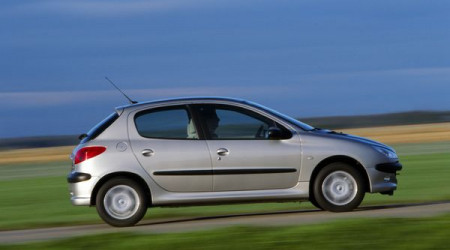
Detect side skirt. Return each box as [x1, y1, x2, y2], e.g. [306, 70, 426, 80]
[151, 181, 309, 206]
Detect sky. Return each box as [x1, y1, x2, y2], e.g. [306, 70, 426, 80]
[1, 0, 450, 138]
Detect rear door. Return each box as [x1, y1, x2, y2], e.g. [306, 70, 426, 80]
[128, 105, 212, 192]
[193, 104, 302, 192]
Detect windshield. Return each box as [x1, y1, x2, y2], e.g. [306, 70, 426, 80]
[245, 101, 315, 131]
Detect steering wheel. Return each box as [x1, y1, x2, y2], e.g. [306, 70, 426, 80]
[255, 124, 265, 138]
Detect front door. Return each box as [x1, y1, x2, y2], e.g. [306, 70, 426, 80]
[193, 104, 302, 192]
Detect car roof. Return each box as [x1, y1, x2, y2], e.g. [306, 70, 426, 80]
[115, 96, 248, 111]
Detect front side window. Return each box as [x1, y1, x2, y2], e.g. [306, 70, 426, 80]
[195, 104, 291, 140]
[134, 106, 198, 139]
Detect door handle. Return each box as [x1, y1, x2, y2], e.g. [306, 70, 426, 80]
[216, 148, 229, 156]
[142, 149, 155, 157]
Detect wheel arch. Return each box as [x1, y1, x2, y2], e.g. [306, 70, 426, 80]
[90, 172, 152, 206]
[309, 155, 371, 198]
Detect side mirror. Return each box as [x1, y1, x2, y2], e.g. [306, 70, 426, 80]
[267, 127, 282, 139]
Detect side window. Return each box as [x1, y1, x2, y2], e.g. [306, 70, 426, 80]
[214, 109, 268, 139]
[196, 104, 291, 140]
[82, 112, 119, 143]
[134, 107, 198, 139]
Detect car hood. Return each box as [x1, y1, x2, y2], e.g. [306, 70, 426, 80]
[309, 129, 395, 152]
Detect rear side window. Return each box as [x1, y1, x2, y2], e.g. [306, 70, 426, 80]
[134, 107, 198, 139]
[82, 112, 119, 143]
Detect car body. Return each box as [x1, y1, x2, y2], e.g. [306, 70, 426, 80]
[68, 97, 402, 227]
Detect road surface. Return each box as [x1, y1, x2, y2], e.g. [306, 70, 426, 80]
[1, 201, 450, 244]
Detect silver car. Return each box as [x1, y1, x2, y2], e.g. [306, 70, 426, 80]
[68, 97, 402, 227]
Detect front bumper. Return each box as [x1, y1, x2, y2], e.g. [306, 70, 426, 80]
[375, 162, 403, 173]
[368, 161, 402, 193]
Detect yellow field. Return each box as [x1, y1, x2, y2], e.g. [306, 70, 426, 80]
[0, 122, 449, 164]
[341, 122, 450, 144]
[0, 146, 73, 165]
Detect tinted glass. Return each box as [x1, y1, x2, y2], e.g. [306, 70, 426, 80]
[135, 107, 197, 139]
[196, 105, 290, 140]
[82, 112, 119, 143]
[214, 109, 269, 139]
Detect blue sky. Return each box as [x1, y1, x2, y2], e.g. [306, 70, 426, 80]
[1, 0, 449, 138]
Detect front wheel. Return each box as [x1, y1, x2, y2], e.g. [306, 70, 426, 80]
[313, 163, 365, 212]
[96, 178, 148, 227]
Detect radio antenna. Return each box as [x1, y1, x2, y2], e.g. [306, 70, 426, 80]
[105, 77, 137, 104]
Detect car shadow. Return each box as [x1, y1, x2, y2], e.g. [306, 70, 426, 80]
[137, 200, 450, 227]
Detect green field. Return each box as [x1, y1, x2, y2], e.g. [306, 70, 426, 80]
[3, 214, 450, 249]
[1, 142, 450, 231]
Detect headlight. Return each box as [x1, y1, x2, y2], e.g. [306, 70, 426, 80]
[374, 146, 398, 159]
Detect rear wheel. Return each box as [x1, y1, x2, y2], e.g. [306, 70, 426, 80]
[313, 162, 365, 212]
[96, 178, 148, 227]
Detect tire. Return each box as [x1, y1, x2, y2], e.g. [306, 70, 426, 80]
[309, 196, 323, 210]
[313, 162, 365, 212]
[96, 178, 148, 227]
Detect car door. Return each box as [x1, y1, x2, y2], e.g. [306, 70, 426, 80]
[128, 105, 213, 192]
[193, 104, 302, 192]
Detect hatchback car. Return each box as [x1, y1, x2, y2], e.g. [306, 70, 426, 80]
[68, 97, 402, 227]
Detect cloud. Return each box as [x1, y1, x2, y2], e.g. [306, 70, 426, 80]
[0, 85, 291, 109]
[0, 90, 114, 108]
[381, 67, 450, 76]
[300, 66, 450, 83]
[2, 66, 448, 109]
[6, 0, 229, 17]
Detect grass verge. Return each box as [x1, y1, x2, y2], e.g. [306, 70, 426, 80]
[2, 213, 450, 249]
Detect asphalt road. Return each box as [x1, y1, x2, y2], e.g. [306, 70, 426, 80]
[1, 201, 450, 245]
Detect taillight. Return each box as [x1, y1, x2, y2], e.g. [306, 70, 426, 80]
[74, 146, 106, 164]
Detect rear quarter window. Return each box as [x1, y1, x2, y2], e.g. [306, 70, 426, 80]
[82, 112, 119, 143]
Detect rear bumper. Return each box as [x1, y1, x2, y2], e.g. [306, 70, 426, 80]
[67, 172, 91, 183]
[67, 173, 98, 206]
[70, 196, 91, 206]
